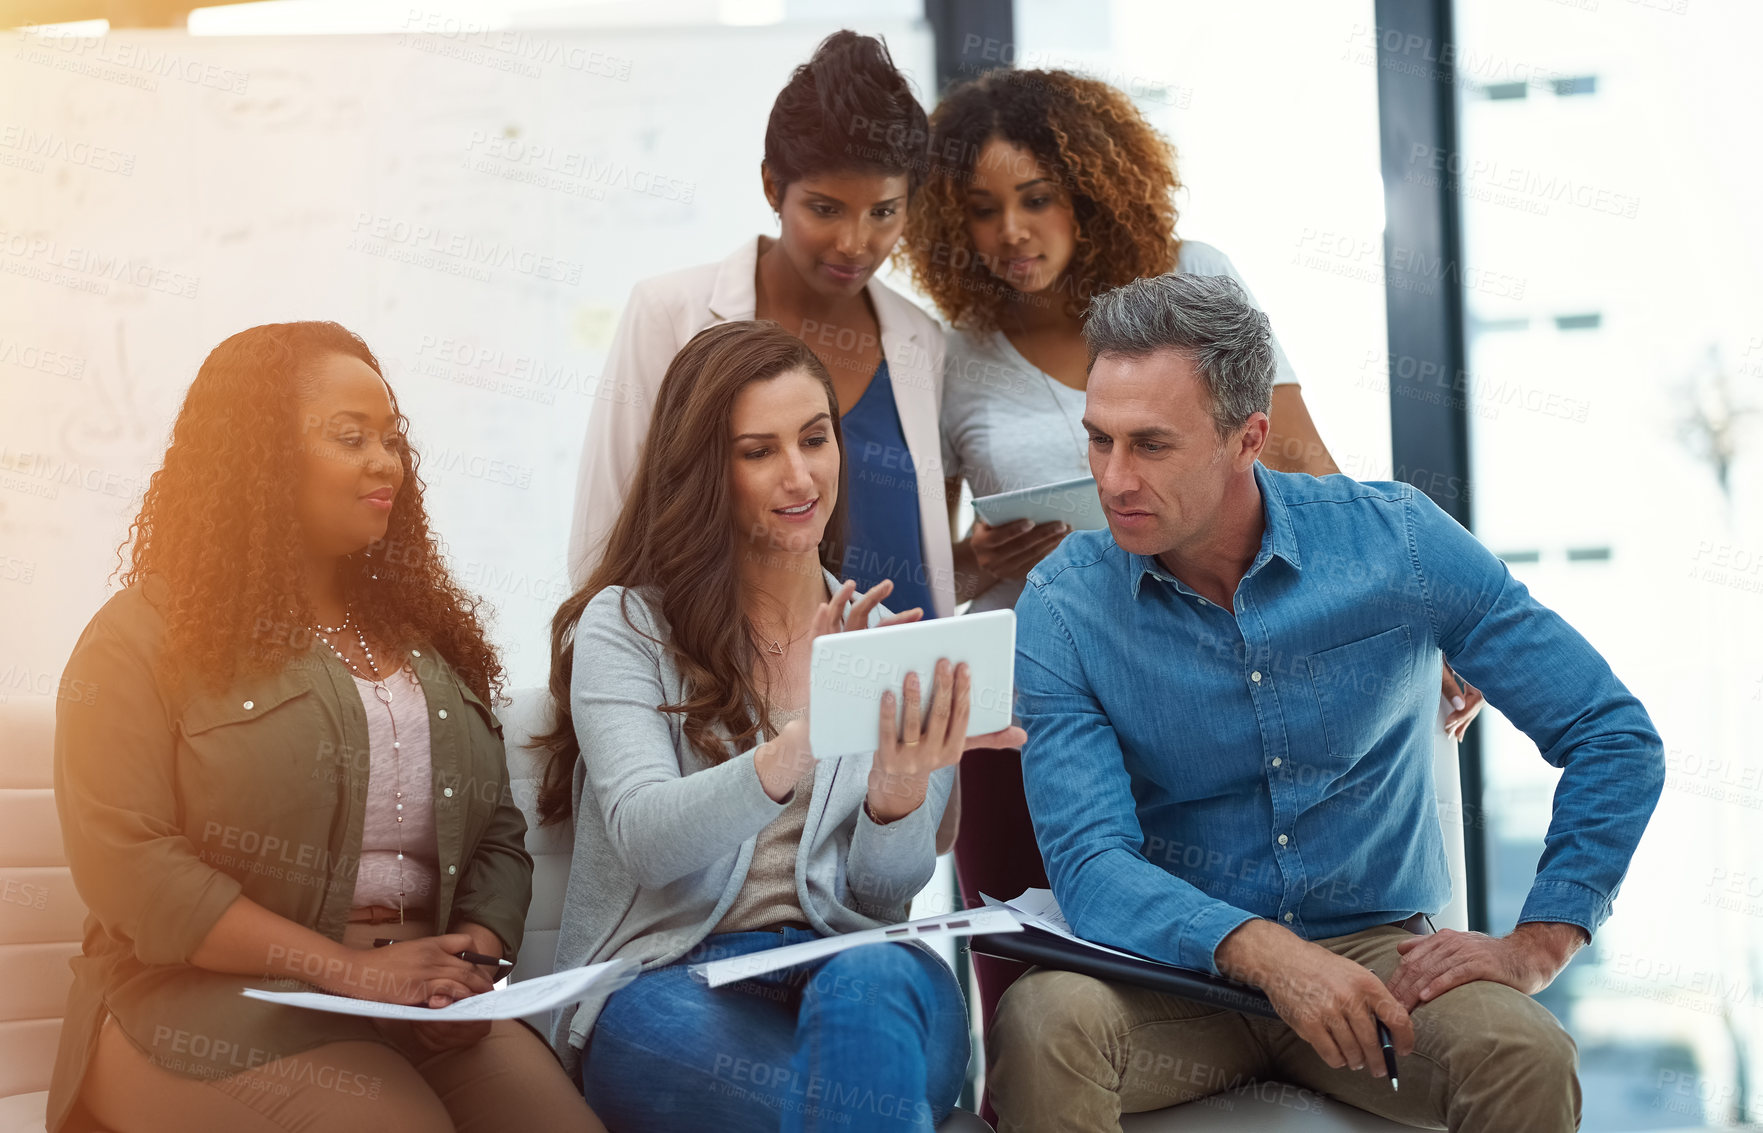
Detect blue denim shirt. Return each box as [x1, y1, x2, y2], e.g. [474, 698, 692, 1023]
[1014, 465, 1664, 974]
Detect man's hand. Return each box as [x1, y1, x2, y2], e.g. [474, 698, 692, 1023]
[1217, 920, 1413, 1078]
[1387, 922, 1587, 1011]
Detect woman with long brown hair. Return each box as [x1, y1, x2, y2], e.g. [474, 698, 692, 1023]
[539, 320, 1020, 1132]
[48, 321, 600, 1133]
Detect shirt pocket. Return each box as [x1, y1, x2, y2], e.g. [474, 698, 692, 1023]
[1305, 626, 1415, 762]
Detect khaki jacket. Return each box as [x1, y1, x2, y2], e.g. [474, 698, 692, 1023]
[47, 582, 530, 1132]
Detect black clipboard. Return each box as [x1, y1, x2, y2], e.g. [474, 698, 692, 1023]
[970, 925, 1279, 1020]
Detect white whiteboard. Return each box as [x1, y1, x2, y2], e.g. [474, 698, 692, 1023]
[0, 19, 933, 691]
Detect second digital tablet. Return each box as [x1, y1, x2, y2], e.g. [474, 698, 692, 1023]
[971, 475, 1108, 531]
[808, 609, 1016, 759]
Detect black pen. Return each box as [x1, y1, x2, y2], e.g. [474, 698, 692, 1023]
[372, 938, 513, 971]
[1376, 1019, 1399, 1091]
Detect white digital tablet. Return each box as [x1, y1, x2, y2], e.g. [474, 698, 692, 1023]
[807, 610, 1016, 759]
[971, 476, 1107, 531]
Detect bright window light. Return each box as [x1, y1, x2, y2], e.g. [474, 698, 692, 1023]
[188, 1, 513, 36]
[718, 0, 784, 26]
[15, 18, 109, 34]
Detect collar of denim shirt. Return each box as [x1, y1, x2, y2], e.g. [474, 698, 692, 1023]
[1127, 462, 1305, 601]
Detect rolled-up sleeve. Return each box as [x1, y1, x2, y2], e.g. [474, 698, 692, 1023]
[1016, 582, 1257, 973]
[54, 617, 243, 966]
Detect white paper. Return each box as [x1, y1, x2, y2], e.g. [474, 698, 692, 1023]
[241, 957, 640, 1021]
[690, 907, 1023, 988]
[980, 888, 1146, 963]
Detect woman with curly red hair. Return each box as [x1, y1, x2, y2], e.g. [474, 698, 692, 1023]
[901, 68, 1483, 1081]
[47, 322, 602, 1133]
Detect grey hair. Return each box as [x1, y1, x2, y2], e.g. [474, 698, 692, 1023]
[1084, 273, 1276, 437]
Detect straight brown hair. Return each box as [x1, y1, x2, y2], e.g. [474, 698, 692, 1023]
[536, 320, 847, 826]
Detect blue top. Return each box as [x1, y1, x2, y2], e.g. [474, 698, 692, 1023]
[1014, 464, 1664, 974]
[837, 360, 936, 619]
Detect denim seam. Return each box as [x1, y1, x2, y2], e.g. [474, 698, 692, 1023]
[1400, 489, 1445, 648]
[1026, 538, 1113, 591]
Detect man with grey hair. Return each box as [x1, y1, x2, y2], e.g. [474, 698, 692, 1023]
[986, 272, 1662, 1131]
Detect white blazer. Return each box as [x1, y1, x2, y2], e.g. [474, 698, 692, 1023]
[567, 236, 955, 618]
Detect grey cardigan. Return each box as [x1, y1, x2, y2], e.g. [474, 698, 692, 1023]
[547, 574, 954, 1076]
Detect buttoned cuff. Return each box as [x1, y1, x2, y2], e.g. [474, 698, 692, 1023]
[1186, 902, 1262, 976]
[1517, 879, 1611, 941]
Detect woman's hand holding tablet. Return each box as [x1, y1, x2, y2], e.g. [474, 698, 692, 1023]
[866, 659, 974, 822]
[755, 581, 1026, 819]
[971, 517, 1071, 582]
[753, 578, 923, 801]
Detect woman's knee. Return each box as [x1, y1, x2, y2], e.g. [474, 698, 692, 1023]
[805, 946, 968, 1054]
[434, 1022, 601, 1133]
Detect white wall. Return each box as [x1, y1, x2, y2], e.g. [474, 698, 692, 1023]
[0, 18, 932, 693]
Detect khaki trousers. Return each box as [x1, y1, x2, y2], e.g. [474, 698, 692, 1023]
[79, 920, 604, 1133]
[987, 925, 1580, 1133]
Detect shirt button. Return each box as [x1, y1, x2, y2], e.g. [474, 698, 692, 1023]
[447, 865, 457, 875]
[1197, 597, 1208, 606]
[1271, 757, 1282, 768]
[1277, 834, 1289, 846]
[412, 649, 422, 658]
[242, 700, 254, 710]
[1284, 913, 1294, 923]
[443, 787, 454, 798]
[1250, 671, 1262, 683]
[438, 709, 448, 719]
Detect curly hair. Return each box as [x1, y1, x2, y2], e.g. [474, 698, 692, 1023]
[902, 68, 1180, 332]
[118, 321, 504, 702]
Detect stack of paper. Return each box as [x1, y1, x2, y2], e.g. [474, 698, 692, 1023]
[689, 906, 1023, 988]
[980, 888, 1145, 962]
[241, 956, 640, 1021]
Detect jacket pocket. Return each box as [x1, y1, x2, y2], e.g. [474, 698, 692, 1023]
[181, 680, 313, 736]
[1305, 626, 1415, 761]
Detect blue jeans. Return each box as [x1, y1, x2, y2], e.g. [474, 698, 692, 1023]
[581, 929, 971, 1133]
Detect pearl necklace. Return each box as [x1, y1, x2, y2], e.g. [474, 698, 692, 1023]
[312, 607, 383, 681]
[312, 607, 409, 924]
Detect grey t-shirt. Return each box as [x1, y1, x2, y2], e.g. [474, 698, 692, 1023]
[940, 240, 1301, 614]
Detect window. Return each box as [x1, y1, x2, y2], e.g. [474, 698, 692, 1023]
[1457, 1, 1763, 1126]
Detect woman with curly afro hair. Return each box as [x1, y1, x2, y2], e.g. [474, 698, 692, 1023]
[47, 321, 605, 1133]
[901, 68, 1484, 1096]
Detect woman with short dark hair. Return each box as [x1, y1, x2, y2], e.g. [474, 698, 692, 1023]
[566, 31, 955, 632]
[49, 321, 602, 1133]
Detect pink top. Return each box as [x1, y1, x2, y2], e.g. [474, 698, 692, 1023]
[348, 664, 440, 912]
